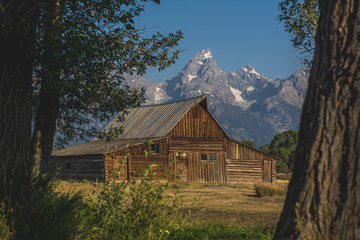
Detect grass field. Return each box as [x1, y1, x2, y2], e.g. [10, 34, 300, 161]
[57, 179, 289, 238]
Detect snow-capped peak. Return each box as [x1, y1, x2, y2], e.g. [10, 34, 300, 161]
[241, 64, 260, 76]
[193, 48, 213, 60]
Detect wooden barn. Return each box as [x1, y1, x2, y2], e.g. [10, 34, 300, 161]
[52, 95, 278, 183]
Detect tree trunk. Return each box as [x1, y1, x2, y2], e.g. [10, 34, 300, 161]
[31, 0, 62, 176]
[274, 0, 360, 239]
[0, 1, 39, 205]
[31, 92, 60, 176]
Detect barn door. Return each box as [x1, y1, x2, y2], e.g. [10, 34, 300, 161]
[176, 154, 188, 182]
[262, 160, 273, 183]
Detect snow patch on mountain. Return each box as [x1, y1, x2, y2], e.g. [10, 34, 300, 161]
[193, 49, 213, 61]
[249, 68, 260, 75]
[153, 86, 167, 103]
[229, 86, 255, 109]
[199, 49, 212, 59]
[247, 86, 255, 92]
[242, 65, 260, 76]
[187, 74, 197, 82]
[121, 49, 309, 146]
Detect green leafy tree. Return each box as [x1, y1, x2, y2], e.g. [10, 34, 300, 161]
[261, 130, 298, 172]
[30, 0, 183, 175]
[1, 0, 182, 206]
[278, 0, 319, 66]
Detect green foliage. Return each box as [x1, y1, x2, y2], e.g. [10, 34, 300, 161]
[254, 182, 287, 197]
[168, 224, 274, 240]
[1, 166, 184, 240]
[278, 0, 319, 66]
[0, 171, 282, 240]
[32, 0, 183, 147]
[261, 130, 298, 172]
[240, 140, 256, 148]
[0, 204, 12, 240]
[276, 161, 289, 173]
[1, 175, 82, 240]
[78, 164, 182, 240]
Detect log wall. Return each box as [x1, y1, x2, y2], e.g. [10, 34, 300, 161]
[52, 155, 105, 181]
[226, 159, 262, 182]
[225, 139, 277, 183]
[105, 138, 169, 181]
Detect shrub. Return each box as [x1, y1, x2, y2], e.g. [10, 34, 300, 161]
[0, 204, 12, 240]
[0, 175, 82, 240]
[13, 175, 82, 240]
[78, 164, 182, 240]
[254, 182, 287, 197]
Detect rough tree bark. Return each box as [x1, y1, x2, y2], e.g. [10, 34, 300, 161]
[274, 0, 360, 239]
[31, 0, 62, 176]
[0, 0, 40, 205]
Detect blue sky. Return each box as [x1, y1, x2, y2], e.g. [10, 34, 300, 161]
[135, 0, 302, 83]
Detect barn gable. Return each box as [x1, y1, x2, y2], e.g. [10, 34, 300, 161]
[92, 95, 221, 140]
[169, 100, 228, 139]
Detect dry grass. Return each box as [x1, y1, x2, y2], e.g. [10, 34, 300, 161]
[170, 183, 287, 229]
[276, 172, 293, 180]
[56, 180, 290, 230]
[254, 182, 288, 197]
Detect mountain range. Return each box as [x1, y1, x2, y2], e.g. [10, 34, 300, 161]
[122, 49, 309, 147]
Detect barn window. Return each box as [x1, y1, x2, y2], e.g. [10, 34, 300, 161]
[209, 154, 216, 161]
[151, 143, 160, 153]
[201, 154, 217, 161]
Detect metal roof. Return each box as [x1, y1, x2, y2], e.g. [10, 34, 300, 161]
[52, 138, 154, 156]
[92, 95, 209, 140]
[53, 95, 230, 157]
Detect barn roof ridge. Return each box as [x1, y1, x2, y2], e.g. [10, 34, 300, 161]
[228, 138, 280, 161]
[138, 94, 207, 108]
[91, 95, 209, 141]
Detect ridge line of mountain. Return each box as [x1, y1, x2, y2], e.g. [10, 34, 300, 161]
[122, 48, 308, 146]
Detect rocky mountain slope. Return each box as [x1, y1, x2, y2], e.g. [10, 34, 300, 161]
[124, 49, 308, 147]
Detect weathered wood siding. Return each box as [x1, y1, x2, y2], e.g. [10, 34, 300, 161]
[166, 103, 228, 183]
[168, 137, 227, 183]
[226, 159, 262, 182]
[52, 155, 105, 181]
[170, 152, 226, 183]
[225, 139, 277, 183]
[169, 104, 225, 139]
[105, 138, 169, 181]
